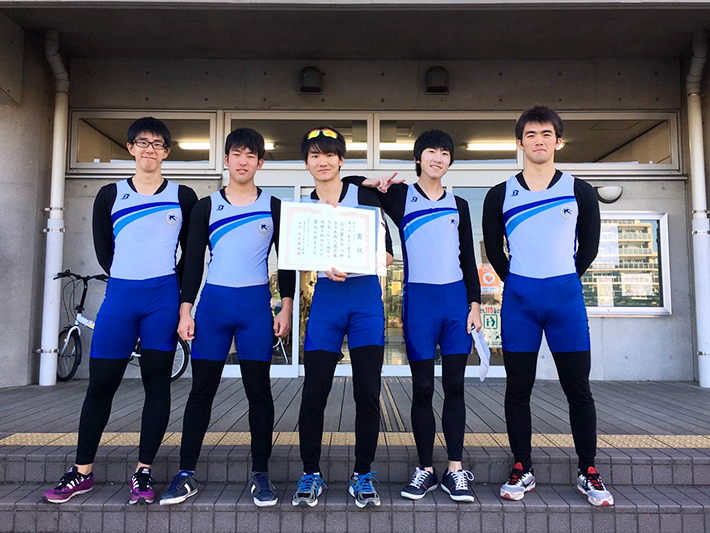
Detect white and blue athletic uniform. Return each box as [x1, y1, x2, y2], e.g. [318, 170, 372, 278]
[484, 171, 599, 353]
[342, 179, 482, 361]
[90, 178, 197, 359]
[180, 189, 296, 362]
[303, 182, 390, 353]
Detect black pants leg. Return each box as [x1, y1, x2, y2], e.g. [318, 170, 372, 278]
[137, 349, 175, 465]
[240, 359, 274, 473]
[76, 357, 130, 465]
[409, 358, 436, 468]
[349, 345, 384, 474]
[299, 350, 339, 474]
[552, 350, 597, 471]
[503, 350, 538, 472]
[179, 359, 225, 472]
[441, 353, 468, 462]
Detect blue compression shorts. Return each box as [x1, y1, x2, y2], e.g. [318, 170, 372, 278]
[501, 272, 590, 353]
[304, 275, 384, 353]
[90, 274, 179, 359]
[402, 279, 472, 361]
[191, 283, 273, 362]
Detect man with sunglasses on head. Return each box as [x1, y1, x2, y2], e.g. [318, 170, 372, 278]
[159, 128, 295, 508]
[291, 127, 393, 509]
[483, 106, 611, 507]
[44, 117, 198, 506]
[343, 130, 482, 503]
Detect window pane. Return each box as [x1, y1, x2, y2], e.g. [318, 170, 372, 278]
[379, 119, 517, 165]
[229, 119, 368, 165]
[582, 218, 664, 308]
[453, 187, 504, 367]
[555, 119, 672, 164]
[76, 117, 211, 164]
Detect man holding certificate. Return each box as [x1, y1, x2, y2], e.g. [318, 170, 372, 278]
[289, 127, 392, 510]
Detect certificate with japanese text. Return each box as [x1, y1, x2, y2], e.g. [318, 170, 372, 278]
[278, 201, 386, 275]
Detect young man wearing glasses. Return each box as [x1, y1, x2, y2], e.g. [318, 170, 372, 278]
[482, 106, 612, 507]
[344, 130, 482, 503]
[159, 128, 295, 507]
[291, 127, 392, 509]
[44, 117, 198, 505]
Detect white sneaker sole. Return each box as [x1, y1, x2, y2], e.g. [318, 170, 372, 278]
[441, 484, 475, 503]
[400, 484, 438, 500]
[500, 482, 535, 501]
[576, 486, 614, 507]
[253, 496, 278, 507]
[292, 487, 322, 507]
[159, 489, 198, 506]
[44, 487, 92, 504]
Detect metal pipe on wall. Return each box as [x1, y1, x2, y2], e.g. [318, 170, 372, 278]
[687, 30, 710, 388]
[38, 29, 70, 386]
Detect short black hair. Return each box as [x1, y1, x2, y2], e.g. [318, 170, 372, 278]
[515, 106, 564, 140]
[225, 128, 265, 159]
[300, 126, 347, 161]
[127, 117, 171, 148]
[413, 129, 455, 176]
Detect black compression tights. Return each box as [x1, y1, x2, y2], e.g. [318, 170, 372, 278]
[76, 350, 174, 465]
[180, 359, 273, 472]
[299, 346, 383, 475]
[409, 354, 468, 467]
[503, 350, 597, 472]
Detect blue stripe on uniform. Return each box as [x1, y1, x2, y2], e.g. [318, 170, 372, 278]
[505, 198, 573, 236]
[208, 211, 271, 234]
[502, 195, 574, 225]
[209, 214, 268, 248]
[402, 208, 457, 241]
[113, 205, 177, 237]
[111, 201, 179, 224]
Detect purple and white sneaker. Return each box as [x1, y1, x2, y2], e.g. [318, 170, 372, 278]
[129, 467, 155, 505]
[43, 466, 94, 503]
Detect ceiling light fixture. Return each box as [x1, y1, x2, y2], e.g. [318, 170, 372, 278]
[380, 142, 415, 151]
[347, 142, 368, 151]
[264, 142, 275, 151]
[466, 142, 517, 151]
[178, 142, 210, 150]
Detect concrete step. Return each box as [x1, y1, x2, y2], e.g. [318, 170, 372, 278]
[2, 482, 709, 533]
[2, 444, 709, 488]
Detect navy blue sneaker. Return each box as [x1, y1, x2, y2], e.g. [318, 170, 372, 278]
[441, 468, 475, 503]
[349, 471, 380, 508]
[159, 472, 198, 506]
[250, 471, 278, 507]
[401, 467, 438, 500]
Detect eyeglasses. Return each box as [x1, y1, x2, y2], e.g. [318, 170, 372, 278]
[306, 128, 338, 140]
[132, 139, 168, 151]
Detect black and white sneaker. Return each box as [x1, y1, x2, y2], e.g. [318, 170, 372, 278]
[400, 467, 438, 500]
[500, 462, 536, 501]
[577, 467, 614, 507]
[441, 468, 475, 503]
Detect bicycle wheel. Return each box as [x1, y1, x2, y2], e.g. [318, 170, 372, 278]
[57, 328, 81, 382]
[171, 339, 190, 381]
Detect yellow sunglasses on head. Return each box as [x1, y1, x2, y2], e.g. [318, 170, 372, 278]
[306, 128, 338, 140]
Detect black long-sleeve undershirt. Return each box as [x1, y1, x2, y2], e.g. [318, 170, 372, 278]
[482, 170, 601, 281]
[342, 176, 481, 305]
[179, 189, 296, 305]
[91, 179, 198, 279]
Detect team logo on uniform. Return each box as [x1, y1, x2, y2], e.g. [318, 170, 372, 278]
[258, 220, 271, 235]
[511, 190, 519, 196]
[449, 215, 458, 229]
[165, 211, 180, 225]
[411, 197, 418, 202]
[121, 193, 130, 200]
[560, 205, 574, 219]
[217, 205, 224, 211]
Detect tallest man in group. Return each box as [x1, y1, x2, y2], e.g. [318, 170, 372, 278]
[483, 106, 613, 507]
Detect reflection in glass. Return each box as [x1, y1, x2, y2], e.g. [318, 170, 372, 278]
[582, 218, 663, 308]
[76, 118, 211, 164]
[379, 120, 518, 165]
[230, 119, 368, 165]
[555, 120, 672, 165]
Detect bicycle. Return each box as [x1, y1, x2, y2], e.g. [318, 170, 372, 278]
[55, 270, 190, 382]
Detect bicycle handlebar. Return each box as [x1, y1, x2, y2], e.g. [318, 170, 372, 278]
[55, 270, 108, 282]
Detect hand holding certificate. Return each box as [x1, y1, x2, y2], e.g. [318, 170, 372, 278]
[278, 201, 386, 275]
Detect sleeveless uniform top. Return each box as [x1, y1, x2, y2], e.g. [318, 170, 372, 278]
[110, 179, 182, 280]
[400, 185, 463, 285]
[502, 171, 578, 279]
[206, 190, 274, 288]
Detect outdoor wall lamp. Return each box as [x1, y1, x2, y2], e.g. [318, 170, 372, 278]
[299, 66, 323, 94]
[425, 66, 449, 94]
[595, 186, 624, 204]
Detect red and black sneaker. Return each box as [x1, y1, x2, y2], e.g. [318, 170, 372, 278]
[576, 466, 614, 507]
[500, 462, 536, 501]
